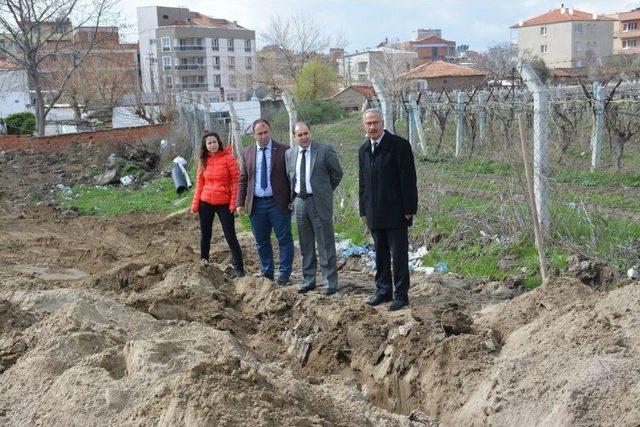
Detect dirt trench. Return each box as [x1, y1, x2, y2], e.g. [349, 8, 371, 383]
[2, 146, 640, 425]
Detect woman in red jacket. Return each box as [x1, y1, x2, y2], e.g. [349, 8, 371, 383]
[191, 131, 245, 277]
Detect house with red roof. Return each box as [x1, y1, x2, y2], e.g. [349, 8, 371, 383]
[136, 6, 256, 101]
[511, 5, 614, 69]
[401, 61, 487, 92]
[395, 29, 457, 67]
[610, 8, 640, 55]
[330, 85, 377, 112]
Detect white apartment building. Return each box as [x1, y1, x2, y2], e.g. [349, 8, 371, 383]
[511, 5, 614, 69]
[137, 6, 256, 101]
[338, 47, 417, 87]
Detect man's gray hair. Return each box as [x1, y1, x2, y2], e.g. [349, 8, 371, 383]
[362, 108, 383, 122]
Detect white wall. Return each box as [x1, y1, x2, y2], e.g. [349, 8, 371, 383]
[113, 106, 159, 128]
[0, 68, 31, 119]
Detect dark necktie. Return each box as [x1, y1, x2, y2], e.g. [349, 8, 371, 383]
[299, 149, 307, 197]
[260, 147, 268, 190]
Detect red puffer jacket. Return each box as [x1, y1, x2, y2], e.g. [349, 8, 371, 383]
[191, 148, 240, 212]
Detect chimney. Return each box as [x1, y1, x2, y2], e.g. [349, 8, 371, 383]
[560, 7, 566, 14]
[519, 20, 523, 27]
[569, 8, 574, 15]
[592, 12, 597, 20]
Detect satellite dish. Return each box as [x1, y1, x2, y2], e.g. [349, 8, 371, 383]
[245, 88, 254, 101]
[254, 87, 268, 100]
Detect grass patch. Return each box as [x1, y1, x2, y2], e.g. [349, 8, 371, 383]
[58, 178, 191, 215]
[435, 158, 517, 176]
[555, 169, 640, 188]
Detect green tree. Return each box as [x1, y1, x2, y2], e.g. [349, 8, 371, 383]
[5, 112, 36, 135]
[293, 60, 336, 101]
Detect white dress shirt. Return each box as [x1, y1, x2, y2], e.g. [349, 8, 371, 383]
[295, 143, 313, 194]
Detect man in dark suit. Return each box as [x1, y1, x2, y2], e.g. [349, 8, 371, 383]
[236, 119, 293, 285]
[286, 122, 343, 296]
[359, 108, 418, 311]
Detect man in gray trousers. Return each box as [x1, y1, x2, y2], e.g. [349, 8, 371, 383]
[286, 122, 344, 295]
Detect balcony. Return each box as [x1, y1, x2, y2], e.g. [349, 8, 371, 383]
[174, 45, 205, 51]
[175, 83, 208, 89]
[175, 64, 205, 70]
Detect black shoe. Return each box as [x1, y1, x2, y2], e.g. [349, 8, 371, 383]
[298, 284, 316, 294]
[254, 272, 274, 280]
[388, 299, 409, 311]
[366, 295, 392, 306]
[275, 276, 290, 286]
[324, 288, 337, 296]
[231, 267, 245, 278]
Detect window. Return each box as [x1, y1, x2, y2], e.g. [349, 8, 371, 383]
[212, 56, 220, 70]
[161, 36, 171, 52]
[230, 75, 236, 88]
[162, 56, 172, 71]
[623, 39, 638, 48]
[540, 26, 548, 36]
[575, 42, 583, 52]
[540, 44, 548, 54]
[357, 61, 367, 72]
[244, 39, 251, 52]
[575, 23, 583, 34]
[245, 57, 252, 70]
[54, 24, 67, 34]
[162, 14, 169, 19]
[623, 22, 639, 31]
[576, 59, 583, 68]
[211, 38, 219, 51]
[227, 38, 234, 51]
[164, 75, 173, 89]
[149, 39, 156, 48]
[228, 56, 235, 69]
[227, 96, 235, 101]
[214, 74, 221, 88]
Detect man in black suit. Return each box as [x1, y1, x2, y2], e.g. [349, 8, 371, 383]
[359, 108, 418, 311]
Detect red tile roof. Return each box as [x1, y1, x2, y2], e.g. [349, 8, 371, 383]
[616, 10, 640, 21]
[170, 12, 245, 29]
[402, 60, 486, 79]
[331, 85, 376, 99]
[511, 8, 615, 28]
[411, 35, 455, 46]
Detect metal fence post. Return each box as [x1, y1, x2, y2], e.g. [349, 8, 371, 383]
[408, 93, 427, 154]
[371, 75, 394, 134]
[227, 101, 243, 162]
[518, 60, 550, 238]
[591, 82, 605, 171]
[478, 90, 486, 144]
[455, 90, 464, 158]
[282, 90, 297, 147]
[202, 94, 211, 131]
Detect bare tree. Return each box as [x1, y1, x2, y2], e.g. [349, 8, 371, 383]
[258, 15, 344, 91]
[373, 49, 414, 100]
[474, 42, 518, 83]
[0, 0, 119, 135]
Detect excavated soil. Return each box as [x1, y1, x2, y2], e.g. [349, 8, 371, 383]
[1, 145, 639, 426]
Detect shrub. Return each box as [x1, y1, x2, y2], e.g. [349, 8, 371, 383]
[271, 100, 345, 132]
[5, 112, 36, 135]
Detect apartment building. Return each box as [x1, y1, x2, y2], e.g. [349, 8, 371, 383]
[511, 5, 614, 68]
[137, 6, 256, 101]
[611, 9, 640, 54]
[338, 47, 417, 87]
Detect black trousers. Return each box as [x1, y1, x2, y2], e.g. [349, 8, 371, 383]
[371, 227, 409, 303]
[198, 201, 243, 269]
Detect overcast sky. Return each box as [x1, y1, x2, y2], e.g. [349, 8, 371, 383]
[120, 0, 639, 52]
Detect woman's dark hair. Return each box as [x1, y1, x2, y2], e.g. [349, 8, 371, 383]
[199, 131, 224, 171]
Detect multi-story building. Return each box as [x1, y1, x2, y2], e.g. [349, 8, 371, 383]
[137, 6, 256, 101]
[611, 9, 640, 54]
[338, 47, 417, 87]
[511, 5, 614, 68]
[395, 29, 456, 67]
